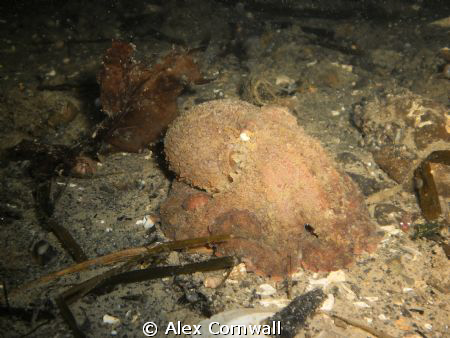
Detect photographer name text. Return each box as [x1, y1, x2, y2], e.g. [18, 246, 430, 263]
[165, 320, 281, 335]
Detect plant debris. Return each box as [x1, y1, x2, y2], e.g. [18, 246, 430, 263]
[58, 255, 236, 337]
[11, 234, 232, 295]
[97, 40, 207, 152]
[411, 222, 443, 241]
[5, 140, 90, 263]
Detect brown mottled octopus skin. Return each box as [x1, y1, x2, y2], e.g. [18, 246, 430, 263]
[161, 99, 381, 278]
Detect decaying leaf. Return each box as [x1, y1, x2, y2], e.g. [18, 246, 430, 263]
[97, 41, 205, 152]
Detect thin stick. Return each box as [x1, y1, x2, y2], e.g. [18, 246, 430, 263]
[329, 312, 395, 338]
[11, 234, 232, 296]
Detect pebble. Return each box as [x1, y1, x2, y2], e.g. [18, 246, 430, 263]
[339, 284, 356, 300]
[228, 263, 247, 280]
[309, 270, 346, 288]
[331, 110, 340, 116]
[204, 276, 223, 289]
[320, 294, 335, 311]
[378, 314, 389, 320]
[395, 317, 412, 331]
[290, 271, 304, 281]
[424, 323, 432, 331]
[256, 284, 276, 297]
[46, 69, 56, 77]
[259, 298, 290, 308]
[103, 314, 120, 325]
[327, 270, 346, 283]
[364, 296, 379, 302]
[240, 132, 250, 141]
[275, 74, 295, 86]
[380, 225, 402, 236]
[353, 301, 370, 308]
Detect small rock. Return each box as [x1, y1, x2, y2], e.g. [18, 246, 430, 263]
[275, 75, 295, 86]
[331, 110, 340, 116]
[320, 294, 334, 311]
[353, 301, 370, 308]
[339, 284, 356, 300]
[309, 270, 346, 288]
[204, 276, 223, 289]
[256, 284, 277, 297]
[327, 270, 346, 283]
[228, 263, 247, 280]
[378, 314, 389, 321]
[364, 296, 379, 302]
[239, 132, 251, 141]
[259, 298, 290, 308]
[395, 317, 413, 331]
[380, 225, 402, 236]
[103, 314, 120, 325]
[374, 204, 404, 225]
[291, 271, 304, 281]
[308, 277, 328, 287]
[46, 69, 56, 77]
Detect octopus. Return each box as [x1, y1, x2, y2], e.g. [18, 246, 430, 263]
[160, 99, 381, 278]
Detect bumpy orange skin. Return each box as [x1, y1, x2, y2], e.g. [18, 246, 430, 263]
[161, 99, 380, 278]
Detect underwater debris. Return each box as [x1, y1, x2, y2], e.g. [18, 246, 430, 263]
[266, 288, 325, 338]
[353, 89, 449, 186]
[5, 140, 89, 263]
[97, 40, 206, 152]
[354, 89, 450, 219]
[48, 236, 233, 337]
[411, 222, 443, 241]
[161, 99, 380, 277]
[414, 150, 450, 222]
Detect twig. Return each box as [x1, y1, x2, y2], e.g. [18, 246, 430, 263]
[11, 234, 232, 296]
[328, 312, 395, 338]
